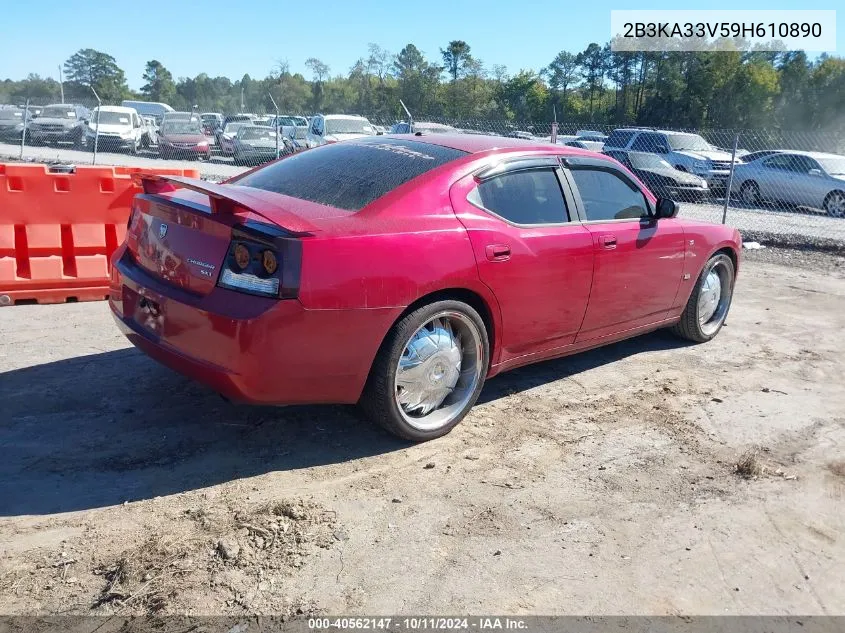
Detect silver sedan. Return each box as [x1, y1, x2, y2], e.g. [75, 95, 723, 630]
[730, 151, 845, 217]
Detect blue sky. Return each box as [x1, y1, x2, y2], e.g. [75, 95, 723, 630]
[1, 1, 841, 90]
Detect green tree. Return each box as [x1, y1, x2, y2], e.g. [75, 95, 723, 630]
[140, 60, 176, 104]
[441, 40, 472, 82]
[63, 48, 128, 102]
[545, 51, 579, 115]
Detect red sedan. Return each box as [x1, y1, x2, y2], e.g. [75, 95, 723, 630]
[110, 135, 741, 441]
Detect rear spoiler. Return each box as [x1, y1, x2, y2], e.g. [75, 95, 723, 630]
[133, 174, 318, 237]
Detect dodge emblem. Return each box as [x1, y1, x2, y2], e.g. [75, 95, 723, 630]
[159, 223, 168, 239]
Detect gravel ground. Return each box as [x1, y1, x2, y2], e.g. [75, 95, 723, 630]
[1, 255, 844, 616]
[3, 141, 844, 246]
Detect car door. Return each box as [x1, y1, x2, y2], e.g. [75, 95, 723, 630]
[790, 155, 823, 208]
[450, 158, 594, 362]
[561, 156, 685, 341]
[758, 155, 796, 203]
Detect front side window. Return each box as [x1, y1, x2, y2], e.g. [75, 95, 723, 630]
[469, 169, 569, 225]
[569, 167, 649, 221]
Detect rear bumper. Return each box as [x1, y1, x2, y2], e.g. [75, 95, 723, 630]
[109, 247, 396, 405]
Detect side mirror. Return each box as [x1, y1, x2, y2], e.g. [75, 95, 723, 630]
[654, 198, 678, 219]
[656, 145, 669, 154]
[808, 168, 822, 177]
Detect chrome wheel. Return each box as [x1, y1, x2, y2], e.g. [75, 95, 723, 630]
[825, 192, 845, 218]
[697, 260, 732, 337]
[741, 182, 759, 205]
[394, 311, 483, 432]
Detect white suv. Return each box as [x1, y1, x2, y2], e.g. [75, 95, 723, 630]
[306, 114, 376, 148]
[604, 128, 743, 194]
[86, 105, 146, 153]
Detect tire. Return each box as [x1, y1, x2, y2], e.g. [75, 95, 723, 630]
[359, 300, 489, 442]
[74, 132, 87, 151]
[739, 181, 760, 206]
[823, 191, 845, 218]
[672, 252, 735, 343]
[129, 138, 139, 155]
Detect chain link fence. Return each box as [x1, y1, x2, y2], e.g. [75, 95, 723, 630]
[2, 99, 844, 247]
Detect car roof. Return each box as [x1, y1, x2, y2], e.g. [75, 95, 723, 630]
[775, 150, 844, 159]
[386, 133, 599, 156]
[322, 114, 369, 120]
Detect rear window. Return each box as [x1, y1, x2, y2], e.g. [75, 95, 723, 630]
[235, 137, 467, 211]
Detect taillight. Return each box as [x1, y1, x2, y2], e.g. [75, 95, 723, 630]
[218, 239, 283, 297]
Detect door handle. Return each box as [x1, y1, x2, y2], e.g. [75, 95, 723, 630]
[600, 235, 617, 249]
[485, 244, 511, 262]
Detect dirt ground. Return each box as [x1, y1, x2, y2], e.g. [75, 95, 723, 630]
[1, 252, 844, 616]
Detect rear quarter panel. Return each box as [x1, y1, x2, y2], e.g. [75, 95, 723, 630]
[672, 220, 741, 313]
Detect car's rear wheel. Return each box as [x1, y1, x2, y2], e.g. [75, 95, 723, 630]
[360, 300, 489, 442]
[672, 253, 735, 343]
[823, 191, 845, 218]
[740, 181, 760, 205]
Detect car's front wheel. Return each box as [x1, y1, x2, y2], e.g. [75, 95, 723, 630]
[360, 300, 489, 442]
[739, 180, 760, 206]
[672, 252, 735, 343]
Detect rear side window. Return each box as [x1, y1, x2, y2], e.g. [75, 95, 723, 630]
[604, 130, 637, 148]
[235, 137, 467, 211]
[469, 168, 569, 225]
[569, 167, 649, 221]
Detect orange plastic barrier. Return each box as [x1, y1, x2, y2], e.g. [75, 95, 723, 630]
[0, 163, 200, 305]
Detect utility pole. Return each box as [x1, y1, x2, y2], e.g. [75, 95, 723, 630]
[241, 87, 245, 112]
[58, 65, 64, 104]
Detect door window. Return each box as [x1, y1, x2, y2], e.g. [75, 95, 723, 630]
[469, 168, 569, 225]
[569, 167, 650, 221]
[630, 132, 667, 153]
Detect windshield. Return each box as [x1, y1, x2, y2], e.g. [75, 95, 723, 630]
[240, 127, 277, 140]
[92, 111, 132, 126]
[817, 157, 845, 175]
[629, 152, 673, 169]
[224, 122, 249, 134]
[0, 110, 22, 120]
[666, 133, 713, 151]
[325, 118, 374, 135]
[161, 121, 202, 134]
[40, 106, 77, 119]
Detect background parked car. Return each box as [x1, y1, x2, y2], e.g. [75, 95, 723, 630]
[26, 103, 91, 149]
[140, 116, 158, 147]
[85, 106, 146, 153]
[604, 128, 743, 195]
[306, 114, 376, 147]
[566, 139, 605, 151]
[0, 108, 27, 141]
[233, 125, 291, 165]
[389, 121, 461, 134]
[218, 120, 254, 155]
[604, 149, 709, 202]
[157, 117, 212, 160]
[730, 151, 845, 217]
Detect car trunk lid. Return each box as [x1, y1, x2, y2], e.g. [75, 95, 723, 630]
[125, 175, 321, 296]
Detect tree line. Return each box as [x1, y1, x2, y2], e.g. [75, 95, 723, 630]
[1, 42, 843, 132]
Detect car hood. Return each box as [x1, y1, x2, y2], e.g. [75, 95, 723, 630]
[673, 148, 735, 162]
[239, 138, 278, 149]
[324, 132, 372, 142]
[88, 123, 132, 134]
[160, 133, 207, 143]
[30, 117, 76, 127]
[640, 166, 706, 185]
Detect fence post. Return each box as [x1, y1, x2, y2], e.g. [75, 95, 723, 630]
[268, 92, 280, 160]
[722, 133, 739, 224]
[19, 98, 29, 160]
[90, 86, 101, 166]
